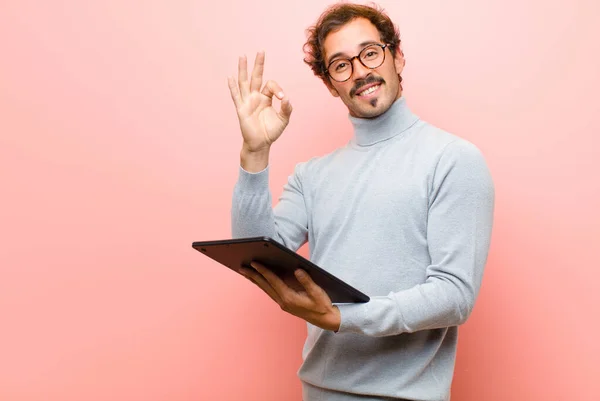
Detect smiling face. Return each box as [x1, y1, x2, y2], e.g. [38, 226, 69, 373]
[323, 18, 405, 118]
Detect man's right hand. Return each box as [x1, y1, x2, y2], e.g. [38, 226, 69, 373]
[228, 52, 293, 172]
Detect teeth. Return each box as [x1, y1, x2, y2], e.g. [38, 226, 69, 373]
[358, 85, 380, 96]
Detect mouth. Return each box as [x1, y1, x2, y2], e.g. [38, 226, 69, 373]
[354, 83, 382, 98]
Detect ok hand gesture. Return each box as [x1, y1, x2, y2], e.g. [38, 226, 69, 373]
[228, 52, 293, 153]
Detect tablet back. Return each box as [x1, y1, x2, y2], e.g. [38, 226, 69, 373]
[192, 236, 369, 304]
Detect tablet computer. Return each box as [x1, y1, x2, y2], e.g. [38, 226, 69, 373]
[191, 236, 369, 304]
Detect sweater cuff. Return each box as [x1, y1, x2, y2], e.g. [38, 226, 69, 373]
[336, 302, 370, 333]
[336, 296, 405, 337]
[236, 165, 269, 193]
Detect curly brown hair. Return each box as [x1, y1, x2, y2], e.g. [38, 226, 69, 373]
[303, 2, 402, 85]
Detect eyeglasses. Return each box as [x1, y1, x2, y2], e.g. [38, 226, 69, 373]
[326, 43, 389, 82]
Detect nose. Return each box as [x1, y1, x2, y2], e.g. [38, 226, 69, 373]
[351, 56, 371, 80]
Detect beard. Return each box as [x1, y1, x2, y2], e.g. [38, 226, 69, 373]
[340, 72, 402, 118]
[349, 75, 385, 98]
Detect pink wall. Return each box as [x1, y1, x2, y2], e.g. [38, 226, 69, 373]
[1, 1, 598, 400]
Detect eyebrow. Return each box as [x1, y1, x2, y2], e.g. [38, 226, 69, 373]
[326, 40, 381, 65]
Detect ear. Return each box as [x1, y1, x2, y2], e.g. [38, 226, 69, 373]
[327, 85, 340, 97]
[325, 79, 340, 97]
[393, 46, 406, 75]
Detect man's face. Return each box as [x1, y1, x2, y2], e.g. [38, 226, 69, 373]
[323, 18, 405, 118]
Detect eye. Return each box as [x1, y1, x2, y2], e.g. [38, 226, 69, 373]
[334, 62, 349, 72]
[364, 50, 378, 59]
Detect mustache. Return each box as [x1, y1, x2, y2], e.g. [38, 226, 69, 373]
[350, 76, 385, 97]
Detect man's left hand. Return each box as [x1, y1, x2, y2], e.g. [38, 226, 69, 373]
[239, 262, 341, 332]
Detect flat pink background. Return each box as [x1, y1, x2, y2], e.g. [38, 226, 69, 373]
[1, 1, 598, 400]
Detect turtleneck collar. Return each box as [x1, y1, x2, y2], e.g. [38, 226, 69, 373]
[348, 97, 419, 147]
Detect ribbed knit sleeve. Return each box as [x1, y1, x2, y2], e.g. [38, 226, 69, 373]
[231, 164, 309, 252]
[337, 140, 495, 336]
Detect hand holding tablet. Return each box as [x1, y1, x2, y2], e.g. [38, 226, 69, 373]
[192, 237, 369, 304]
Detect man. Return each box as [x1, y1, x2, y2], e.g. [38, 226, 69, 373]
[226, 3, 494, 401]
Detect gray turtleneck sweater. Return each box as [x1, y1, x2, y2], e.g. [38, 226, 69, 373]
[231, 97, 495, 401]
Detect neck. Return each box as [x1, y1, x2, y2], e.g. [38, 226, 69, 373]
[349, 97, 419, 147]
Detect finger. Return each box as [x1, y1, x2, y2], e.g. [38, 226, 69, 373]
[294, 269, 329, 302]
[250, 51, 265, 93]
[278, 96, 293, 123]
[253, 275, 283, 304]
[240, 267, 283, 304]
[227, 76, 242, 109]
[238, 55, 250, 99]
[251, 262, 291, 297]
[260, 80, 285, 101]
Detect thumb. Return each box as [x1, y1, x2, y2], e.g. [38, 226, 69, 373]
[278, 96, 293, 123]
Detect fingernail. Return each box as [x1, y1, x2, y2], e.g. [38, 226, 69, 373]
[277, 92, 284, 99]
